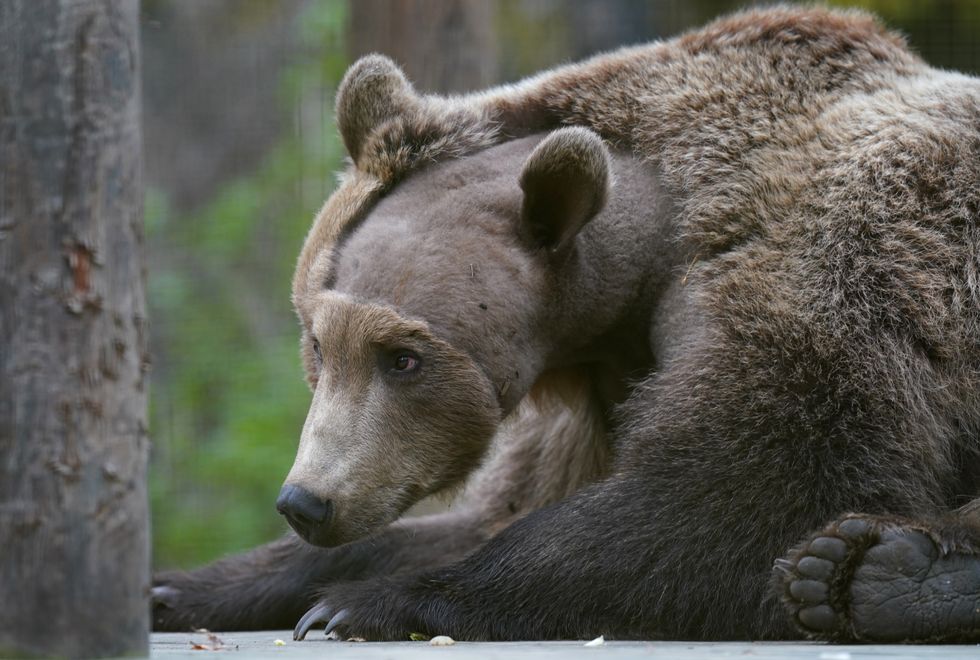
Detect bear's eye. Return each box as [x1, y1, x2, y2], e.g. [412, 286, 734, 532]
[392, 352, 420, 373]
[312, 339, 322, 363]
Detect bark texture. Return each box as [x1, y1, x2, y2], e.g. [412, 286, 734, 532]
[0, 0, 148, 656]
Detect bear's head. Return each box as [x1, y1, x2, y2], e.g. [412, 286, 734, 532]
[278, 56, 612, 547]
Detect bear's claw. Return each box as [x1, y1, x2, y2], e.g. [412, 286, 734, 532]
[323, 609, 350, 637]
[291, 577, 443, 641]
[778, 515, 980, 642]
[150, 585, 180, 609]
[293, 603, 334, 640]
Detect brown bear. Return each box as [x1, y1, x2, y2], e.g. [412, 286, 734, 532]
[153, 6, 980, 642]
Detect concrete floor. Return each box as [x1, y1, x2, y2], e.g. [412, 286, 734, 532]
[152, 631, 980, 659]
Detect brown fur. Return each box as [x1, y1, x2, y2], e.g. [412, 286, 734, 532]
[463, 367, 612, 533]
[285, 290, 501, 545]
[156, 6, 980, 641]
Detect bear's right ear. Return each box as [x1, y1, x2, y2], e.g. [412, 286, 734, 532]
[336, 55, 420, 164]
[519, 127, 611, 254]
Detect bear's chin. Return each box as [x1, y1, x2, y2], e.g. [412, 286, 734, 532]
[301, 511, 396, 549]
[295, 524, 362, 549]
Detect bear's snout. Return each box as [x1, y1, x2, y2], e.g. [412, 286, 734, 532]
[276, 484, 334, 546]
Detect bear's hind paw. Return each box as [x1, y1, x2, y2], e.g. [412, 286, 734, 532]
[777, 515, 980, 642]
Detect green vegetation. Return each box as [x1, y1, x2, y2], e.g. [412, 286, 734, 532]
[148, 1, 348, 569]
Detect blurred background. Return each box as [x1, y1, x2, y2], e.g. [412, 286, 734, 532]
[145, 0, 980, 570]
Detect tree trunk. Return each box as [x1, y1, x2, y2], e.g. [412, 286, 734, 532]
[0, 1, 148, 657]
[350, 0, 498, 94]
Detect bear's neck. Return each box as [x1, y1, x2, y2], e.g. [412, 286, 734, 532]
[544, 150, 685, 391]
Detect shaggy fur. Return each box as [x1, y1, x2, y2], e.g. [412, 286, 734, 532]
[155, 6, 980, 642]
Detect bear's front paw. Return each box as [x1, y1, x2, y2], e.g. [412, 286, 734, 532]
[293, 578, 446, 642]
[151, 572, 209, 632]
[776, 515, 980, 642]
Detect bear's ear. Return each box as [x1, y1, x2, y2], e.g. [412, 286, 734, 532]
[519, 127, 610, 253]
[336, 55, 420, 164]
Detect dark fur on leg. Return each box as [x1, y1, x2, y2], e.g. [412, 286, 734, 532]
[296, 476, 800, 641]
[153, 512, 489, 631]
[153, 534, 323, 632]
[295, 483, 654, 641]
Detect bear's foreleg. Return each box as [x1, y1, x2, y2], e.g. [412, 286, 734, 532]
[153, 533, 326, 632]
[292, 479, 667, 641]
[152, 511, 489, 632]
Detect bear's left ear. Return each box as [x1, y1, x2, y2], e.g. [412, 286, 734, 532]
[519, 127, 610, 253]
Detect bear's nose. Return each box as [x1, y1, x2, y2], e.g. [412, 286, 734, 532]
[276, 484, 333, 542]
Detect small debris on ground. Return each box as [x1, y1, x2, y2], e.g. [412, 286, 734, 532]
[189, 630, 236, 651]
[273, 639, 286, 646]
[584, 635, 605, 647]
[429, 635, 456, 646]
[409, 632, 431, 641]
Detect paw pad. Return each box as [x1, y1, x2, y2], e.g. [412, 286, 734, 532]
[776, 516, 881, 639]
[778, 516, 980, 642]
